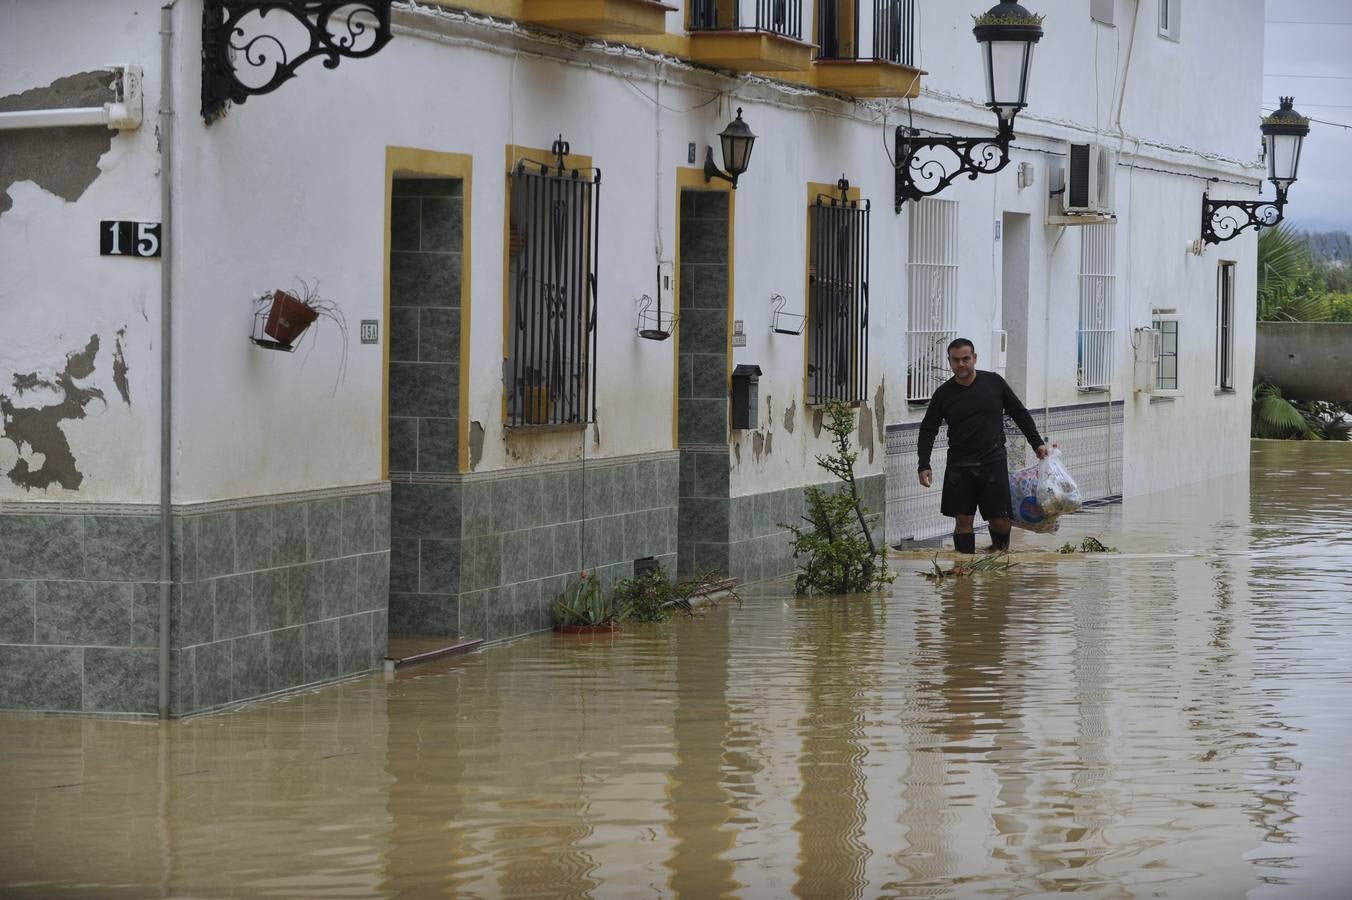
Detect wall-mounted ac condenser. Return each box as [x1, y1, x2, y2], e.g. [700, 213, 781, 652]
[1132, 327, 1159, 394]
[1064, 142, 1117, 216]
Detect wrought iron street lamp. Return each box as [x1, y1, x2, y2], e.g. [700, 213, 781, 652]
[894, 0, 1043, 211]
[1202, 97, 1311, 244]
[704, 108, 758, 189]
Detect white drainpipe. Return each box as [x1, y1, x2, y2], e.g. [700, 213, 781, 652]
[158, 2, 177, 719]
[0, 66, 144, 131]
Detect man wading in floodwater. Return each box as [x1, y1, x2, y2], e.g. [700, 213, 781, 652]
[917, 338, 1049, 554]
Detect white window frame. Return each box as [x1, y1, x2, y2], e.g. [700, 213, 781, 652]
[1152, 309, 1183, 396]
[1158, 0, 1181, 41]
[1215, 262, 1236, 392]
[906, 198, 959, 403]
[1077, 223, 1116, 391]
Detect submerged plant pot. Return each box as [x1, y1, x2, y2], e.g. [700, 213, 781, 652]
[264, 289, 320, 346]
[553, 623, 622, 635]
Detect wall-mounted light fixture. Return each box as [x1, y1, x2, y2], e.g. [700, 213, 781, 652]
[1201, 97, 1310, 244]
[894, 0, 1043, 212]
[704, 108, 757, 189]
[202, 0, 394, 124]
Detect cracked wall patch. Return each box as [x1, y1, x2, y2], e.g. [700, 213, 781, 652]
[113, 326, 131, 406]
[1, 335, 106, 491]
[0, 72, 116, 216]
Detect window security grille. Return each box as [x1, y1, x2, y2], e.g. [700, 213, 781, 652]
[689, 0, 803, 38]
[808, 182, 870, 405]
[1154, 316, 1180, 391]
[906, 198, 958, 402]
[1216, 262, 1235, 390]
[506, 140, 601, 427]
[1077, 223, 1116, 390]
[816, 0, 915, 65]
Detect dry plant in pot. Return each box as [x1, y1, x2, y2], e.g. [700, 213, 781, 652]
[252, 278, 350, 392]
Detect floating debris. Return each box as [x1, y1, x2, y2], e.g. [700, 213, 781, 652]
[920, 552, 1016, 581]
[1057, 536, 1119, 554]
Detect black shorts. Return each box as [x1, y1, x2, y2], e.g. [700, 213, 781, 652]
[941, 458, 1012, 521]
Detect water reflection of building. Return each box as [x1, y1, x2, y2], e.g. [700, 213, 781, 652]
[791, 596, 883, 900]
[905, 575, 1036, 890]
[665, 606, 739, 897]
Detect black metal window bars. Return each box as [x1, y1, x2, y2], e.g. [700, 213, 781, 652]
[689, 0, 803, 39]
[506, 139, 601, 427]
[807, 179, 871, 405]
[815, 0, 916, 65]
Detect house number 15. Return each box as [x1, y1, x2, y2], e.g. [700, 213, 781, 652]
[101, 220, 162, 258]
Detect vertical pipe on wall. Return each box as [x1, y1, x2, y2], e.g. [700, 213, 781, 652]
[158, 0, 177, 719]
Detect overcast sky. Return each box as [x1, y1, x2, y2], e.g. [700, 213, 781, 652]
[1264, 0, 1352, 234]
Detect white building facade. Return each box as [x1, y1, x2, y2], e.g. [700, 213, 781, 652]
[0, 0, 1264, 715]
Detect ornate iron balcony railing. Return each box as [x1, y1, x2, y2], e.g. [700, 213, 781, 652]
[816, 0, 915, 65]
[688, 0, 804, 39]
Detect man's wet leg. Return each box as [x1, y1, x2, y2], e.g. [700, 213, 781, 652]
[954, 514, 976, 554]
[989, 516, 1011, 551]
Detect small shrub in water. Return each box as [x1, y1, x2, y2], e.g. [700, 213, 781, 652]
[783, 400, 893, 595]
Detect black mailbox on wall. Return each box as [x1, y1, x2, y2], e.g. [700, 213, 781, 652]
[731, 364, 762, 429]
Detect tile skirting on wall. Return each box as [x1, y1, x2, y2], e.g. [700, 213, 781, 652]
[0, 481, 390, 717]
[389, 451, 681, 644]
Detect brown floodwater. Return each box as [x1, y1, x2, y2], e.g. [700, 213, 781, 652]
[3, 441, 1351, 899]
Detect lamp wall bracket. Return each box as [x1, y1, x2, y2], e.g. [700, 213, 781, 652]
[703, 145, 737, 188]
[1201, 187, 1287, 244]
[202, 0, 394, 124]
[894, 121, 1014, 212]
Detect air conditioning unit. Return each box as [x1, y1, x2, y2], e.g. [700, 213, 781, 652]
[1064, 142, 1116, 215]
[1132, 327, 1159, 394]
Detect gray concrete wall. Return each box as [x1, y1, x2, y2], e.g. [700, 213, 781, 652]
[1255, 323, 1352, 402]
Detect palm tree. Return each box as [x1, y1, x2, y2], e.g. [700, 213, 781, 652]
[1252, 381, 1311, 439]
[1257, 225, 1329, 321]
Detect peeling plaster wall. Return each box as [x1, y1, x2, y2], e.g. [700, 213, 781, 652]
[0, 1, 165, 503]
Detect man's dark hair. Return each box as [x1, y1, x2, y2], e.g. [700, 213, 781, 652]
[947, 338, 975, 355]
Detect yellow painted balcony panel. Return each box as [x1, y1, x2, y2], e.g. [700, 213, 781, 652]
[520, 0, 676, 35]
[687, 30, 816, 72]
[812, 59, 923, 98]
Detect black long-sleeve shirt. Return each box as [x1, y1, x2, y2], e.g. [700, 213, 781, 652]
[917, 371, 1043, 471]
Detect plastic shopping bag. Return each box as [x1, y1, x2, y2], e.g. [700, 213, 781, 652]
[1009, 462, 1060, 533]
[1036, 447, 1082, 517]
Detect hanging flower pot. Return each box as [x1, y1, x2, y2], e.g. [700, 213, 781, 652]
[264, 289, 320, 346]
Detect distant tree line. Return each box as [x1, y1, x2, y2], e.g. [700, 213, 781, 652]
[1258, 226, 1352, 322]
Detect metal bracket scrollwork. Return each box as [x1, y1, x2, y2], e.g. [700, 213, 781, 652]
[202, 0, 394, 124]
[894, 122, 1014, 212]
[1201, 188, 1287, 245]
